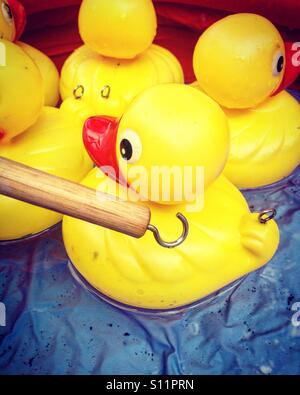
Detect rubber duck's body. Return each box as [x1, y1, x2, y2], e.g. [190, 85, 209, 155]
[63, 84, 279, 310]
[60, 0, 184, 120]
[0, 0, 59, 106]
[193, 13, 300, 189]
[0, 40, 92, 241]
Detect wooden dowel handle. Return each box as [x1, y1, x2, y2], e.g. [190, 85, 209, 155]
[0, 157, 151, 238]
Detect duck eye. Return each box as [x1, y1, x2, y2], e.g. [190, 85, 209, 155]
[119, 129, 142, 164]
[120, 139, 133, 161]
[1, 2, 13, 24]
[272, 51, 284, 76]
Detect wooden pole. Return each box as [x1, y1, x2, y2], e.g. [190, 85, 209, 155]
[0, 156, 150, 238]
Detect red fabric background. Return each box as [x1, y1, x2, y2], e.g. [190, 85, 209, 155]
[19, 0, 300, 87]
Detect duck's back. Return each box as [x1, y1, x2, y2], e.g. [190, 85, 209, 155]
[60, 44, 184, 118]
[224, 91, 300, 188]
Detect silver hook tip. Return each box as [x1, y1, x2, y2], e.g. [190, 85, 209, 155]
[147, 212, 189, 249]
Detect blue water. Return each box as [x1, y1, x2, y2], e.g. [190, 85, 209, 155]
[0, 92, 299, 375]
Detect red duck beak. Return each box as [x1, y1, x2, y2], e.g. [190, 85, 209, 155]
[272, 41, 300, 95]
[0, 128, 5, 141]
[83, 116, 125, 184]
[8, 0, 26, 40]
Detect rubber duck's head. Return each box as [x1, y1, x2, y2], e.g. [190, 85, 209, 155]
[78, 0, 157, 59]
[83, 84, 229, 205]
[0, 0, 25, 41]
[0, 40, 43, 143]
[193, 13, 298, 109]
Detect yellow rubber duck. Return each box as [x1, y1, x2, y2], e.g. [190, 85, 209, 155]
[63, 84, 279, 310]
[193, 13, 300, 189]
[0, 0, 59, 106]
[60, 0, 184, 121]
[0, 39, 92, 241]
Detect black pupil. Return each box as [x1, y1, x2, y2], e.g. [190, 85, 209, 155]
[4, 3, 12, 19]
[120, 139, 133, 161]
[277, 55, 284, 73]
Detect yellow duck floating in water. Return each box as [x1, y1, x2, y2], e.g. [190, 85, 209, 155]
[0, 39, 92, 241]
[60, 0, 184, 121]
[63, 84, 279, 310]
[193, 13, 300, 189]
[0, 0, 59, 106]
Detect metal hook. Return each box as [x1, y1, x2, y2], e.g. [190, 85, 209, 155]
[147, 213, 189, 249]
[101, 85, 111, 99]
[258, 208, 277, 224]
[73, 85, 84, 100]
